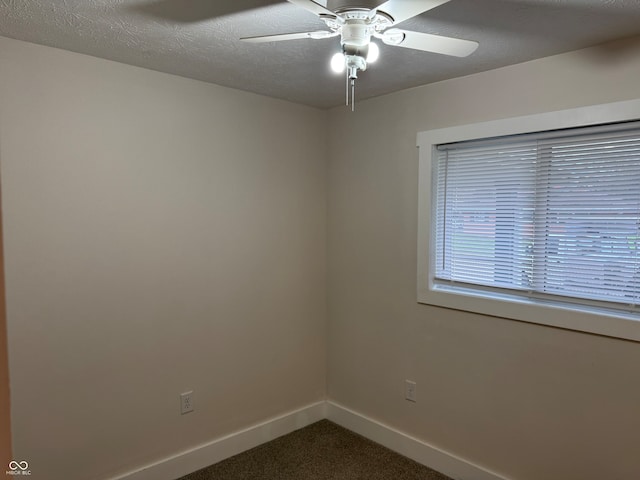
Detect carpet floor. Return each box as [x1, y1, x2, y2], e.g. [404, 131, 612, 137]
[177, 419, 453, 480]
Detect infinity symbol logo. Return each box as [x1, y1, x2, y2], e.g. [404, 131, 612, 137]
[8, 461, 29, 471]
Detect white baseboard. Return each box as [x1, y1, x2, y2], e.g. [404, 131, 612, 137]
[111, 400, 508, 480]
[326, 401, 510, 480]
[111, 401, 326, 480]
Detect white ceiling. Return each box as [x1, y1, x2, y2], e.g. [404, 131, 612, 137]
[2, 0, 640, 108]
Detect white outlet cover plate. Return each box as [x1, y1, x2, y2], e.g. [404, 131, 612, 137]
[180, 391, 194, 414]
[405, 380, 417, 402]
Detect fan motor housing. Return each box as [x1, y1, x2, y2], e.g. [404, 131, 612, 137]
[328, 0, 380, 10]
[341, 23, 369, 47]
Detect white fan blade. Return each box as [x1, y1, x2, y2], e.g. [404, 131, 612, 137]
[287, 0, 335, 17]
[376, 0, 451, 25]
[380, 28, 478, 57]
[241, 30, 336, 43]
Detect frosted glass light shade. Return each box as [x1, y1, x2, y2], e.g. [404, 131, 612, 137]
[331, 52, 346, 73]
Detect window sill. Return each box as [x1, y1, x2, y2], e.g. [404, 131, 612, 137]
[418, 282, 640, 342]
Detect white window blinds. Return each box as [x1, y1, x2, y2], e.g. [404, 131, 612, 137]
[435, 121, 640, 312]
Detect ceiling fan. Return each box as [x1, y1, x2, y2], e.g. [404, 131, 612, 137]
[241, 0, 479, 110]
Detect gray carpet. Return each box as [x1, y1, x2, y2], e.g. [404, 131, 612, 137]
[177, 419, 453, 480]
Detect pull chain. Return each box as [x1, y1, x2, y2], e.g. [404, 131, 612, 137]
[345, 70, 357, 111]
[351, 78, 355, 112]
[345, 70, 349, 106]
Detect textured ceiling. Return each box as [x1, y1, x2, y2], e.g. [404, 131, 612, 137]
[2, 0, 640, 108]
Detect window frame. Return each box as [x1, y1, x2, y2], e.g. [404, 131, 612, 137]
[417, 99, 640, 341]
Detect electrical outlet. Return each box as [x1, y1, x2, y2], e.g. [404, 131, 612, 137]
[180, 391, 194, 414]
[405, 380, 417, 402]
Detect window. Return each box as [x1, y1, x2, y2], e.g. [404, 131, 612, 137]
[417, 99, 640, 341]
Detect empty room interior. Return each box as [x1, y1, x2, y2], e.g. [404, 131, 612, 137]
[1, 1, 640, 479]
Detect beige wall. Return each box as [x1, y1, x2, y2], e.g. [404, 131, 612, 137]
[326, 36, 640, 480]
[0, 190, 11, 474]
[3, 30, 640, 480]
[0, 36, 327, 480]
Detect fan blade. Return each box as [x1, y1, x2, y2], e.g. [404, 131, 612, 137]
[376, 0, 451, 25]
[380, 28, 478, 57]
[241, 30, 336, 43]
[131, 0, 277, 24]
[287, 0, 335, 17]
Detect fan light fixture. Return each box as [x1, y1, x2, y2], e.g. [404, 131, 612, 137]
[330, 43, 379, 72]
[331, 41, 380, 110]
[241, 0, 479, 111]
